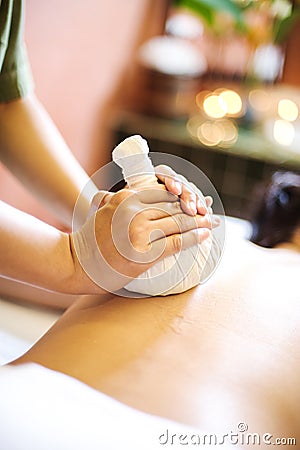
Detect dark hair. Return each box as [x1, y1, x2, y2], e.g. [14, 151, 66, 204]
[249, 171, 300, 248]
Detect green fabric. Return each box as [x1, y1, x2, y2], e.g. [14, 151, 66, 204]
[0, 0, 33, 102]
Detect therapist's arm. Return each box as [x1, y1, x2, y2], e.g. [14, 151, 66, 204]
[0, 200, 90, 294]
[0, 95, 91, 228]
[0, 95, 210, 229]
[0, 194, 211, 295]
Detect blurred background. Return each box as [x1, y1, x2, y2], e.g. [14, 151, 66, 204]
[1, 0, 300, 223]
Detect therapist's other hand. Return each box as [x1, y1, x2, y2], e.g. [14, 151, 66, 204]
[70, 187, 212, 294]
[155, 164, 213, 217]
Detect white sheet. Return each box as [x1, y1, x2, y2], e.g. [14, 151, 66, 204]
[0, 298, 60, 365]
[0, 363, 235, 450]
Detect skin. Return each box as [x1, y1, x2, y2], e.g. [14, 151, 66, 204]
[3, 93, 299, 441]
[0, 95, 214, 298]
[0, 96, 208, 227]
[13, 226, 300, 441]
[0, 96, 90, 227]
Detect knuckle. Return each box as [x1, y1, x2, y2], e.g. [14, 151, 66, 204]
[186, 192, 197, 202]
[176, 174, 188, 186]
[112, 189, 134, 205]
[171, 234, 182, 252]
[171, 201, 182, 214]
[129, 222, 149, 248]
[175, 213, 196, 231]
[160, 201, 180, 217]
[175, 214, 186, 230]
[155, 164, 172, 175]
[197, 215, 211, 228]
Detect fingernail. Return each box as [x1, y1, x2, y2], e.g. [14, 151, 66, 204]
[197, 198, 205, 208]
[197, 200, 207, 214]
[212, 216, 221, 226]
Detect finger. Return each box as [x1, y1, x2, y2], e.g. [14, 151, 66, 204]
[169, 176, 205, 216]
[155, 165, 210, 216]
[156, 165, 197, 215]
[179, 190, 198, 216]
[155, 164, 177, 180]
[156, 165, 207, 216]
[211, 214, 221, 228]
[153, 228, 211, 259]
[205, 196, 213, 208]
[136, 187, 178, 204]
[145, 208, 220, 232]
[196, 198, 208, 216]
[155, 165, 182, 195]
[182, 180, 208, 216]
[89, 190, 115, 217]
[151, 213, 214, 239]
[142, 201, 182, 220]
[164, 176, 182, 196]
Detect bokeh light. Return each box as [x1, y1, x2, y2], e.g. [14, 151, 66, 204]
[219, 89, 243, 116]
[218, 119, 238, 145]
[186, 114, 203, 138]
[189, 88, 242, 148]
[273, 119, 295, 146]
[187, 116, 238, 147]
[198, 121, 224, 146]
[248, 89, 271, 113]
[200, 89, 243, 119]
[196, 90, 211, 110]
[203, 94, 226, 119]
[278, 99, 298, 122]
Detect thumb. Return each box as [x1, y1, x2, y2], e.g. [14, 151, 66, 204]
[89, 190, 114, 216]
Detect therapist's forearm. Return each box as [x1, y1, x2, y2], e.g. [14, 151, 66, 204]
[0, 200, 99, 295]
[0, 95, 91, 228]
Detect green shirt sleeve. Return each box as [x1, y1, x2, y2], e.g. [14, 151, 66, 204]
[0, 0, 34, 102]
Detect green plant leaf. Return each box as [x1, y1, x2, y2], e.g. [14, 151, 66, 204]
[173, 0, 214, 25]
[174, 0, 244, 26]
[273, 6, 300, 43]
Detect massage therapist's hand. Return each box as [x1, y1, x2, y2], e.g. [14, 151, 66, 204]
[155, 164, 213, 217]
[71, 187, 214, 294]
